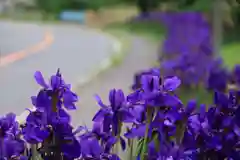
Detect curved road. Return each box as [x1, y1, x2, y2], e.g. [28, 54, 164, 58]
[0, 20, 115, 116]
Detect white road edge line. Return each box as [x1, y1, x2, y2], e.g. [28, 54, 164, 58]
[16, 28, 122, 124]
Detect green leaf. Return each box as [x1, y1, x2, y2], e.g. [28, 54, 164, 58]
[152, 131, 160, 151]
[136, 138, 144, 157]
[175, 122, 186, 145]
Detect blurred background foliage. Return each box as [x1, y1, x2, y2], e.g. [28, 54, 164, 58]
[28, 0, 239, 30]
[10, 0, 239, 29]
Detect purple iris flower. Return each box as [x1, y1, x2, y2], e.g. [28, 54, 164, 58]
[52, 123, 81, 159]
[159, 12, 220, 87]
[93, 89, 135, 136]
[33, 69, 78, 111]
[79, 122, 121, 160]
[22, 70, 81, 159]
[128, 75, 182, 108]
[0, 138, 27, 160]
[184, 90, 240, 159]
[0, 113, 26, 160]
[0, 113, 20, 138]
[131, 68, 160, 90]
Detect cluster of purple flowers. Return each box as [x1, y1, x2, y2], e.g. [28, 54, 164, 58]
[159, 12, 218, 87]
[1, 68, 240, 160]
[133, 11, 234, 91]
[133, 11, 240, 94]
[158, 12, 240, 94]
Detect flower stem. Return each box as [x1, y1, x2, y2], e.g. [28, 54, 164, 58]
[31, 144, 38, 160]
[51, 92, 58, 113]
[140, 108, 152, 160]
[128, 139, 134, 160]
[113, 121, 122, 154]
[113, 135, 120, 154]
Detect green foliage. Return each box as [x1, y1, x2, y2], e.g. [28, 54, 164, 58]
[231, 6, 240, 25]
[35, 0, 68, 16]
[105, 21, 165, 41]
[177, 86, 213, 105]
[35, 0, 137, 13]
[178, 0, 213, 12]
[136, 138, 144, 158]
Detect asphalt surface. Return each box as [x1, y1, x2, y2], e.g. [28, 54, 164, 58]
[0, 20, 115, 115]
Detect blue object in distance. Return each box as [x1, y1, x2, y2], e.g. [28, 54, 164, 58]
[59, 11, 86, 24]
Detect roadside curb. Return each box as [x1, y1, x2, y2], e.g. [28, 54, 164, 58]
[72, 27, 123, 89]
[16, 27, 126, 123]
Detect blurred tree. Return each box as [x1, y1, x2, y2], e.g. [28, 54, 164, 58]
[212, 0, 223, 56]
[137, 0, 150, 15]
[35, 0, 67, 18]
[136, 0, 162, 15]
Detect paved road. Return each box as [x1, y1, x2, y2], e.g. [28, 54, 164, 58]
[0, 20, 115, 115]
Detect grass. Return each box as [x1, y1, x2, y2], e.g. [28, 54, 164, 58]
[103, 29, 131, 67]
[0, 10, 58, 22]
[222, 42, 240, 69]
[222, 26, 240, 69]
[104, 21, 165, 42]
[178, 87, 213, 105]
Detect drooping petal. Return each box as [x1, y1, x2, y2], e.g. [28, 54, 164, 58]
[90, 138, 103, 157]
[34, 71, 49, 88]
[23, 125, 49, 143]
[35, 90, 51, 110]
[127, 90, 142, 104]
[80, 138, 91, 157]
[95, 94, 108, 108]
[63, 90, 78, 102]
[63, 101, 76, 110]
[2, 138, 25, 158]
[124, 124, 146, 138]
[63, 91, 78, 110]
[92, 109, 107, 122]
[92, 122, 102, 134]
[129, 105, 145, 123]
[105, 136, 117, 153]
[163, 76, 181, 91]
[163, 94, 182, 107]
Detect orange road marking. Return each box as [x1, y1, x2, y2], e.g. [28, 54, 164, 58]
[0, 31, 54, 67]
